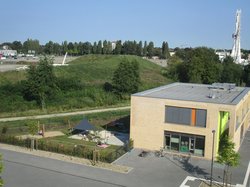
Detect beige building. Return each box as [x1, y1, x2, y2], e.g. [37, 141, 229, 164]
[130, 83, 250, 159]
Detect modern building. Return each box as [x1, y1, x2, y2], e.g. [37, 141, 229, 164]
[130, 82, 250, 159]
[0, 49, 17, 57]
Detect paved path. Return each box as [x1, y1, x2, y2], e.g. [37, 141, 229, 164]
[0, 106, 130, 122]
[0, 149, 128, 187]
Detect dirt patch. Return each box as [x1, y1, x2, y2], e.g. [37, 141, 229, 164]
[44, 131, 64, 138]
[18, 131, 64, 139]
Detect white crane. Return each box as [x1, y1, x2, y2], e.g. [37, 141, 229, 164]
[231, 9, 242, 64]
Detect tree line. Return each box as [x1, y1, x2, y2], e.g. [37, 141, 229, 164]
[1, 39, 170, 59]
[165, 47, 250, 86]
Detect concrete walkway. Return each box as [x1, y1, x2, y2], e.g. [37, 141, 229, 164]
[0, 106, 130, 122]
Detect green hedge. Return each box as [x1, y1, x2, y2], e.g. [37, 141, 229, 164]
[0, 135, 126, 163]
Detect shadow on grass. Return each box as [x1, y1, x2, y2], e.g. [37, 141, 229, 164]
[101, 115, 130, 133]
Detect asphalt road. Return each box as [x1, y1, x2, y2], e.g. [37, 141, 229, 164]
[1, 149, 127, 187]
[0, 148, 188, 187]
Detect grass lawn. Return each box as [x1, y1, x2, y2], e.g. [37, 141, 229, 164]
[0, 110, 130, 136]
[44, 135, 121, 151]
[45, 135, 97, 147]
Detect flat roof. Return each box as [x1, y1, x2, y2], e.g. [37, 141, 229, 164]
[133, 83, 250, 105]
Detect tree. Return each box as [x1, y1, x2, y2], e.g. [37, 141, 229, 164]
[112, 59, 140, 95]
[97, 40, 102, 54]
[53, 42, 61, 55]
[107, 41, 112, 54]
[28, 122, 38, 150]
[136, 41, 143, 56]
[92, 42, 97, 54]
[161, 41, 170, 59]
[243, 64, 250, 86]
[23, 56, 58, 111]
[186, 47, 222, 84]
[102, 40, 108, 54]
[114, 40, 122, 54]
[147, 41, 154, 58]
[80, 42, 92, 55]
[143, 41, 147, 56]
[62, 41, 68, 54]
[217, 135, 240, 187]
[167, 47, 222, 84]
[28, 122, 38, 136]
[44, 41, 54, 55]
[11, 41, 23, 53]
[165, 55, 186, 81]
[221, 56, 243, 85]
[0, 154, 3, 187]
[67, 42, 74, 55]
[23, 38, 41, 54]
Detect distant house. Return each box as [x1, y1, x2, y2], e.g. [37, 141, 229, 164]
[0, 45, 17, 57]
[169, 49, 176, 57]
[111, 41, 116, 51]
[0, 49, 17, 57]
[130, 82, 250, 159]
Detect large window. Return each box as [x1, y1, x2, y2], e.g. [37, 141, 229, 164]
[195, 109, 207, 127]
[170, 134, 180, 151]
[164, 131, 205, 156]
[165, 106, 207, 127]
[165, 106, 191, 125]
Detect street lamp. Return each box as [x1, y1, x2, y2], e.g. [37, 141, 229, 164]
[210, 130, 216, 186]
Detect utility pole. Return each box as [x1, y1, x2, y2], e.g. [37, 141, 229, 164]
[210, 130, 216, 186]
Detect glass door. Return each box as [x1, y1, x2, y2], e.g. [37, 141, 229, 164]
[189, 137, 195, 153]
[165, 134, 171, 150]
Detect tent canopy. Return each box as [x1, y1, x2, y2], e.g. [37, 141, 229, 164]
[74, 119, 97, 131]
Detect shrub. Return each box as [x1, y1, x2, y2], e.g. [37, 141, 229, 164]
[1, 126, 8, 134]
[103, 82, 113, 92]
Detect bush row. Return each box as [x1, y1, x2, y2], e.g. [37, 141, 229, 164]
[0, 135, 127, 163]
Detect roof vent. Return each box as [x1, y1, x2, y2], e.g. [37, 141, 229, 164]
[208, 93, 216, 99]
[209, 83, 236, 91]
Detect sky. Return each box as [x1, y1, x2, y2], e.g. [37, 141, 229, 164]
[0, 0, 249, 49]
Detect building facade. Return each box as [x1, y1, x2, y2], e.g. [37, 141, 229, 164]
[0, 49, 17, 57]
[130, 83, 250, 159]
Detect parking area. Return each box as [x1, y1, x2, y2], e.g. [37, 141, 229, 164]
[114, 128, 250, 187]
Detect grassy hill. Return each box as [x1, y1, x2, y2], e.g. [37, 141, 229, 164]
[55, 55, 169, 90]
[0, 55, 172, 117]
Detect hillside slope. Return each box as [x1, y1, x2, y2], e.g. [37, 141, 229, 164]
[55, 55, 170, 90]
[0, 55, 172, 116]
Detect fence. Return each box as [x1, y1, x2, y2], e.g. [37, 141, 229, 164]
[0, 135, 127, 163]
